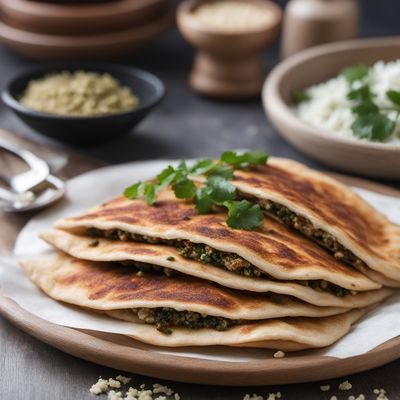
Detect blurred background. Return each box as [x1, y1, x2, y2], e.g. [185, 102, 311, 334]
[0, 0, 399, 171]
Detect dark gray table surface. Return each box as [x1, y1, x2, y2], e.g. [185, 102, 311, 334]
[1, 1, 400, 399]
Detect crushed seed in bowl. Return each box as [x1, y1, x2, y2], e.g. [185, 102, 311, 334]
[20, 70, 139, 117]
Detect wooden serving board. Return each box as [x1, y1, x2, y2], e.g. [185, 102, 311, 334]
[1, 129, 400, 386]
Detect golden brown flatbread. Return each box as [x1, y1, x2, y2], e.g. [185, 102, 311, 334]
[108, 308, 368, 350]
[40, 229, 394, 309]
[20, 252, 350, 320]
[20, 252, 371, 350]
[55, 188, 380, 291]
[231, 158, 400, 283]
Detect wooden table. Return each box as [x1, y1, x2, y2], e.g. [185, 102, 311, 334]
[1, 1, 400, 397]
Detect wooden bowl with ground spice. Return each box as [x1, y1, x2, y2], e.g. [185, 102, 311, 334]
[177, 0, 282, 98]
[1, 64, 165, 145]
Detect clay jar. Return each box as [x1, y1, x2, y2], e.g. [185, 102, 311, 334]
[177, 0, 282, 99]
[281, 0, 360, 58]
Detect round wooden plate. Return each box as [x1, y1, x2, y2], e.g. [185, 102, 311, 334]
[0, 163, 399, 386]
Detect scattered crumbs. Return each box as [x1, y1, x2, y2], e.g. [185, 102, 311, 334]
[108, 390, 123, 400]
[273, 351, 285, 359]
[153, 384, 174, 396]
[374, 388, 389, 400]
[89, 239, 100, 247]
[89, 378, 109, 394]
[339, 380, 353, 391]
[267, 393, 281, 400]
[166, 256, 175, 262]
[243, 392, 281, 400]
[108, 378, 121, 389]
[89, 376, 180, 399]
[116, 375, 131, 385]
[243, 394, 263, 400]
[348, 395, 365, 400]
[320, 385, 330, 392]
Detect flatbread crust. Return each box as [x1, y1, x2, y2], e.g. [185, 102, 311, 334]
[19, 252, 352, 320]
[54, 188, 380, 292]
[108, 308, 368, 350]
[20, 252, 370, 350]
[40, 229, 394, 309]
[232, 157, 400, 282]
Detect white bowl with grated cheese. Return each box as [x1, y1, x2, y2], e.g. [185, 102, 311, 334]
[263, 37, 400, 179]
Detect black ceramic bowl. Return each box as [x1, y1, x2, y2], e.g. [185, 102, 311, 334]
[1, 64, 165, 145]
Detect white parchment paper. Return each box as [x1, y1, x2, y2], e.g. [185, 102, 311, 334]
[1, 160, 400, 361]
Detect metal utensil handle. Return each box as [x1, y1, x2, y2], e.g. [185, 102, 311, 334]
[0, 138, 50, 193]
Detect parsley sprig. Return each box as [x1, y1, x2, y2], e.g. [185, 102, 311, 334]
[123, 150, 268, 230]
[342, 64, 399, 142]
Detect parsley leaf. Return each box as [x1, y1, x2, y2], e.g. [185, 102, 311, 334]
[352, 100, 379, 116]
[341, 64, 369, 83]
[386, 90, 400, 107]
[144, 183, 156, 205]
[157, 165, 179, 189]
[195, 187, 213, 214]
[292, 89, 310, 104]
[189, 159, 216, 176]
[172, 178, 197, 199]
[224, 200, 263, 230]
[221, 150, 268, 168]
[124, 149, 270, 230]
[207, 176, 236, 204]
[351, 114, 395, 142]
[347, 85, 373, 101]
[124, 182, 145, 199]
[208, 164, 234, 180]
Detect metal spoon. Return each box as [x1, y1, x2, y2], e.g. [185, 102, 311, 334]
[0, 138, 50, 193]
[0, 139, 66, 213]
[0, 174, 65, 213]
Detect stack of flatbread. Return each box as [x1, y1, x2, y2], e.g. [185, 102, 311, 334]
[20, 158, 400, 351]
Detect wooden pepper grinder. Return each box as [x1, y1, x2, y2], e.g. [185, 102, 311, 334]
[281, 0, 360, 58]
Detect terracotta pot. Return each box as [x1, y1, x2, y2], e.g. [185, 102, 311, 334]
[177, 0, 282, 99]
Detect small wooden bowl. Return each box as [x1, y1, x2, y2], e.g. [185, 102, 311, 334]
[0, 7, 174, 60]
[0, 0, 170, 35]
[263, 37, 400, 179]
[177, 0, 282, 99]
